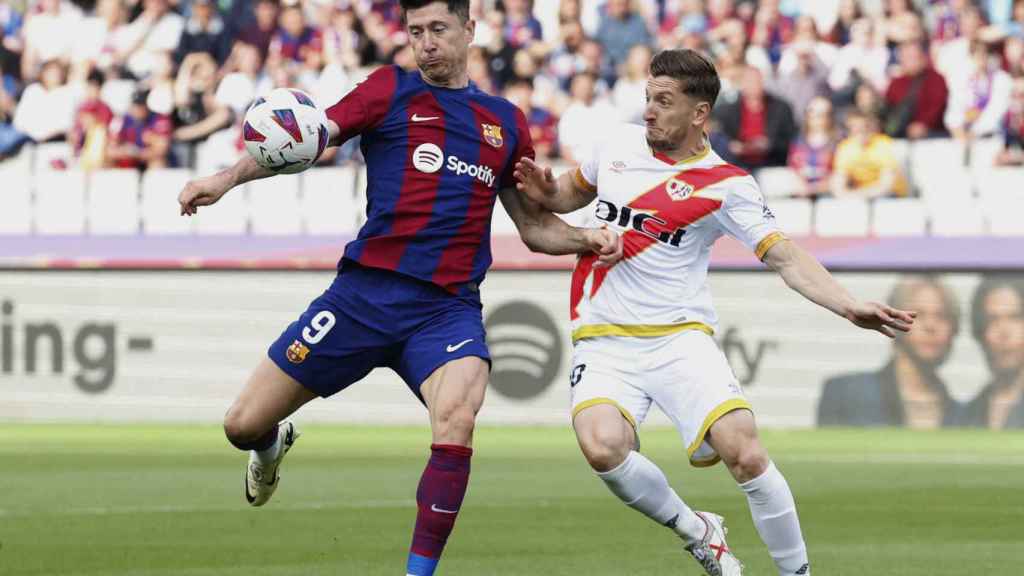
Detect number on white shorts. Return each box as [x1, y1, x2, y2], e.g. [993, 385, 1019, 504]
[301, 310, 336, 344]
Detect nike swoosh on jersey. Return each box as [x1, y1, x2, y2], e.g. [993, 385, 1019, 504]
[411, 114, 440, 122]
[445, 339, 473, 353]
[430, 504, 459, 514]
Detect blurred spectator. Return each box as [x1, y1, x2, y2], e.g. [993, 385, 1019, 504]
[884, 0, 926, 46]
[826, 0, 862, 45]
[828, 18, 889, 97]
[175, 0, 233, 66]
[172, 52, 232, 167]
[505, 78, 558, 159]
[777, 15, 837, 74]
[707, 0, 737, 31]
[238, 0, 280, 61]
[484, 11, 518, 89]
[558, 71, 615, 163]
[70, 69, 114, 170]
[144, 52, 177, 117]
[1004, 34, 1024, 77]
[548, 18, 587, 91]
[504, 0, 544, 49]
[851, 82, 886, 124]
[818, 275, 962, 428]
[217, 42, 267, 116]
[107, 89, 172, 170]
[998, 0, 1024, 37]
[612, 43, 651, 124]
[13, 59, 81, 144]
[748, 0, 794, 65]
[121, 0, 186, 80]
[770, 41, 829, 126]
[884, 41, 948, 139]
[0, 1, 22, 79]
[788, 96, 837, 198]
[929, 0, 971, 43]
[996, 75, 1024, 166]
[831, 110, 906, 198]
[658, 0, 708, 48]
[322, 6, 368, 71]
[467, 45, 496, 94]
[961, 277, 1024, 429]
[72, 0, 131, 71]
[945, 41, 1012, 140]
[597, 0, 653, 75]
[268, 2, 324, 70]
[713, 65, 797, 169]
[0, 72, 29, 159]
[935, 4, 985, 81]
[20, 0, 82, 81]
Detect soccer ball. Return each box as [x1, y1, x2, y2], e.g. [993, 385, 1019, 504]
[242, 88, 329, 175]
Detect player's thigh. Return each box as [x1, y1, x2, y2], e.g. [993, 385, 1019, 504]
[420, 356, 489, 446]
[224, 356, 318, 439]
[705, 408, 768, 476]
[649, 330, 753, 467]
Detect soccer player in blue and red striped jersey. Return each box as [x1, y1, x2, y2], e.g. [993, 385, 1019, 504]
[177, 1, 622, 574]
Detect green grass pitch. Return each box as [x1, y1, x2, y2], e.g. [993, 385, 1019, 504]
[1, 424, 1022, 575]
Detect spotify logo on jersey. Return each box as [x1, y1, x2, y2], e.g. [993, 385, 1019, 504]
[412, 143, 444, 173]
[485, 301, 563, 400]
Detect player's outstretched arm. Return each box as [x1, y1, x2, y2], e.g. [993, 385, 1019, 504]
[513, 157, 596, 214]
[498, 187, 622, 267]
[178, 155, 275, 216]
[762, 239, 917, 338]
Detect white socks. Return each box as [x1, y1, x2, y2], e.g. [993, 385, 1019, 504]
[596, 451, 706, 543]
[253, 435, 281, 466]
[739, 461, 809, 575]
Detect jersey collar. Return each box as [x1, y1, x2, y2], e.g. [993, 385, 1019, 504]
[651, 138, 711, 166]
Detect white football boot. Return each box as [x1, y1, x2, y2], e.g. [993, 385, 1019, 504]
[684, 511, 744, 576]
[244, 420, 300, 507]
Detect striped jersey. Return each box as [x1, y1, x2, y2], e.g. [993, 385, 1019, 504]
[325, 65, 533, 295]
[570, 124, 785, 343]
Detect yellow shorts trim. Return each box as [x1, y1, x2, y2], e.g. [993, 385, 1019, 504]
[755, 232, 788, 260]
[572, 322, 713, 344]
[572, 397, 638, 430]
[685, 398, 754, 468]
[573, 167, 597, 193]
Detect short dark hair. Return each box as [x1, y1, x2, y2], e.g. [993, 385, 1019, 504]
[970, 275, 1024, 343]
[399, 0, 470, 23]
[649, 49, 720, 106]
[887, 275, 961, 336]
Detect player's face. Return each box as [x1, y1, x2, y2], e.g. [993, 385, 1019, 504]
[405, 2, 475, 87]
[643, 75, 709, 153]
[899, 285, 955, 366]
[982, 287, 1024, 378]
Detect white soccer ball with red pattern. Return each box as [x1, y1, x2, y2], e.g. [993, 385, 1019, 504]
[242, 88, 329, 175]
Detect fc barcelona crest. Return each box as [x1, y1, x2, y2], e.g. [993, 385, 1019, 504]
[481, 123, 503, 148]
[666, 178, 695, 201]
[286, 339, 310, 364]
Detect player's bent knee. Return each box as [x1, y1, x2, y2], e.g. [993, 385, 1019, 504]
[222, 404, 264, 447]
[576, 421, 632, 472]
[727, 443, 770, 483]
[433, 403, 477, 445]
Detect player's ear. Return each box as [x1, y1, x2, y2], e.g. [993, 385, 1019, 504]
[464, 15, 475, 39]
[692, 100, 711, 127]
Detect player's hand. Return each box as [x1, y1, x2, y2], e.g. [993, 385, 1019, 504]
[513, 157, 557, 202]
[845, 302, 917, 338]
[178, 173, 230, 216]
[584, 227, 623, 268]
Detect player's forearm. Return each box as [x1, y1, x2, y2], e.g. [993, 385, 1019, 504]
[519, 212, 592, 255]
[538, 172, 592, 214]
[764, 240, 856, 319]
[225, 154, 276, 189]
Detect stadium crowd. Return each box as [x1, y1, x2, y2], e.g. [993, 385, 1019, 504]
[0, 0, 1022, 198]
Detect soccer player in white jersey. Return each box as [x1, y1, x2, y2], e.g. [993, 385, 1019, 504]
[514, 49, 917, 576]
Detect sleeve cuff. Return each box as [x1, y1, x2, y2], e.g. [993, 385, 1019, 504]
[755, 231, 788, 260]
[573, 167, 597, 193]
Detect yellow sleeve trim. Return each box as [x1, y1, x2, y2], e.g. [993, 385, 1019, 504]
[572, 397, 638, 430]
[755, 232, 788, 260]
[685, 398, 754, 468]
[573, 167, 597, 193]
[572, 322, 713, 344]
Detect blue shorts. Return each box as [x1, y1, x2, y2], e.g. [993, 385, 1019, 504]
[268, 262, 490, 401]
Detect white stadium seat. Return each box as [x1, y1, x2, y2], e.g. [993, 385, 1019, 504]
[490, 195, 518, 235]
[193, 184, 248, 235]
[767, 197, 813, 236]
[928, 198, 986, 236]
[914, 163, 974, 204]
[755, 167, 804, 198]
[968, 137, 1004, 179]
[871, 198, 927, 236]
[982, 194, 1024, 236]
[302, 167, 359, 234]
[141, 169, 193, 234]
[974, 167, 1022, 199]
[249, 174, 302, 235]
[88, 169, 140, 235]
[0, 169, 32, 234]
[814, 197, 870, 236]
[34, 170, 86, 234]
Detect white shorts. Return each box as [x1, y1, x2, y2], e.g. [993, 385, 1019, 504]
[569, 329, 752, 467]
